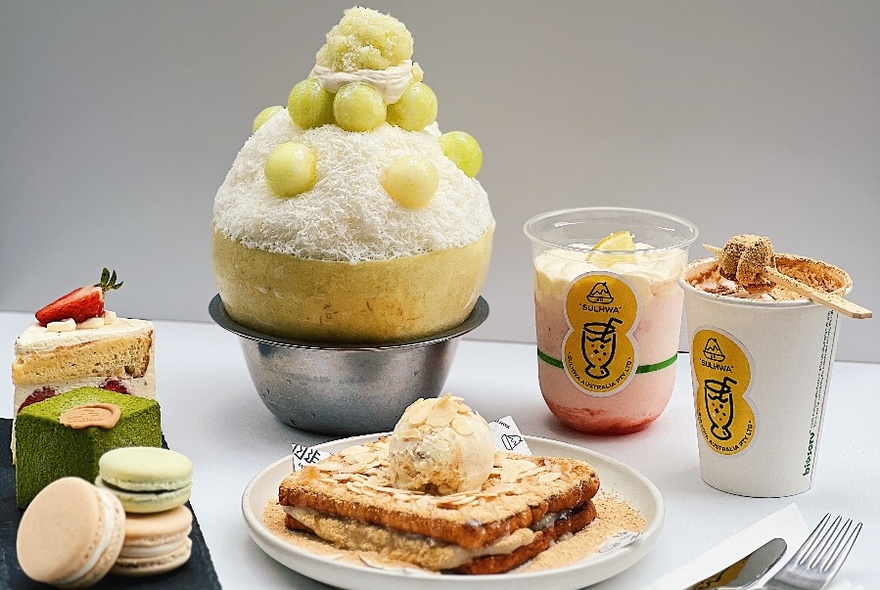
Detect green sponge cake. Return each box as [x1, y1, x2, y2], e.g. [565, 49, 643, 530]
[15, 387, 162, 508]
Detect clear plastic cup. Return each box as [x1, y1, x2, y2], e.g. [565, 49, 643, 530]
[680, 255, 852, 496]
[524, 208, 698, 434]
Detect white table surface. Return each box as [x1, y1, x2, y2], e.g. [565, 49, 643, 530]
[2, 311, 877, 588]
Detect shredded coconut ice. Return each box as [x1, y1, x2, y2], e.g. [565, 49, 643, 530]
[212, 111, 494, 262]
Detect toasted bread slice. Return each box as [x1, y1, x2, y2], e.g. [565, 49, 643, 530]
[278, 438, 600, 557]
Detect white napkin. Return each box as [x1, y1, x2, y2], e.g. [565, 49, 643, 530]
[644, 503, 862, 590]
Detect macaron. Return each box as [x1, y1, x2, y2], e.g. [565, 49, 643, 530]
[110, 505, 193, 577]
[17, 477, 126, 588]
[95, 447, 193, 513]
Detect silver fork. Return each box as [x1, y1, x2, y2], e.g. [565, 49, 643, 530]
[757, 513, 863, 590]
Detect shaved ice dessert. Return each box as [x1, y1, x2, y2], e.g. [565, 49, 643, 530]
[212, 7, 493, 343]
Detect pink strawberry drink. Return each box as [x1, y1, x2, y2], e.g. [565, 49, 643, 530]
[524, 208, 697, 435]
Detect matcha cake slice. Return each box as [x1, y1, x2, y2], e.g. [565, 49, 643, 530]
[15, 386, 161, 508]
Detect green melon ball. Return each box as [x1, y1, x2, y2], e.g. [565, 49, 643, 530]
[252, 105, 283, 133]
[438, 131, 483, 178]
[387, 82, 438, 131]
[264, 142, 317, 198]
[381, 155, 439, 209]
[333, 82, 386, 132]
[287, 78, 334, 129]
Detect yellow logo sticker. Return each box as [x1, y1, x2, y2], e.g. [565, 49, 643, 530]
[692, 328, 756, 455]
[562, 273, 640, 396]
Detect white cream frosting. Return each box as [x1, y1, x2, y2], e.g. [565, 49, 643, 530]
[310, 60, 415, 104]
[534, 245, 688, 303]
[213, 113, 493, 262]
[119, 538, 187, 559]
[15, 317, 153, 355]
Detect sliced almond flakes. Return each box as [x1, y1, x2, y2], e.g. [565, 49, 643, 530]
[426, 403, 456, 427]
[406, 399, 432, 426]
[451, 415, 475, 435]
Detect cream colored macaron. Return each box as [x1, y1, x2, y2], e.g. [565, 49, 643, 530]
[17, 477, 126, 588]
[96, 447, 193, 513]
[111, 506, 193, 577]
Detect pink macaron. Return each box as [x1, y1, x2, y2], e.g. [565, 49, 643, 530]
[17, 477, 126, 588]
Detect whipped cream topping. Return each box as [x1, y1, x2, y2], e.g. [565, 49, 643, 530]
[534, 245, 687, 302]
[310, 60, 415, 104]
[15, 317, 153, 355]
[47, 310, 117, 333]
[535, 244, 687, 282]
[690, 264, 776, 300]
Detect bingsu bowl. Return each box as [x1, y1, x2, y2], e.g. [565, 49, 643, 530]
[211, 7, 493, 344]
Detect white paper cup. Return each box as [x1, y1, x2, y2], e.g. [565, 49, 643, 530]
[680, 256, 852, 497]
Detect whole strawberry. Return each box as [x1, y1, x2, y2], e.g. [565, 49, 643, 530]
[35, 268, 123, 326]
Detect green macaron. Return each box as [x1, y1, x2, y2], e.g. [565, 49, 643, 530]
[96, 447, 193, 513]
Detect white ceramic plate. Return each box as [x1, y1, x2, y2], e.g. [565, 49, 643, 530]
[241, 434, 664, 590]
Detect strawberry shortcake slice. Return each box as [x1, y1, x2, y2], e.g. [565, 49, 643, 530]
[11, 269, 155, 427]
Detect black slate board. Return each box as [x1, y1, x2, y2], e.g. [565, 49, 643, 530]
[0, 419, 221, 589]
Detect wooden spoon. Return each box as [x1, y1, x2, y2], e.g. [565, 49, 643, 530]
[703, 244, 872, 319]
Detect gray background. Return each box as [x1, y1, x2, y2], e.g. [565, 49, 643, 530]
[1, 1, 877, 362]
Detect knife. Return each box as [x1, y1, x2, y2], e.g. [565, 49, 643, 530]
[684, 537, 787, 590]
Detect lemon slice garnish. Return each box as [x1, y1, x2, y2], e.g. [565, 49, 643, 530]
[589, 231, 637, 267]
[593, 231, 636, 251]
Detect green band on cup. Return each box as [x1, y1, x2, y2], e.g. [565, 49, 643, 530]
[536, 348, 678, 374]
[537, 348, 565, 369]
[634, 353, 678, 374]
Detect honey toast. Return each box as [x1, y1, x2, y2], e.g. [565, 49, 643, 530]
[278, 437, 600, 573]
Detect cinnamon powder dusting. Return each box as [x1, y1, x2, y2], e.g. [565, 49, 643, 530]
[518, 493, 645, 572]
